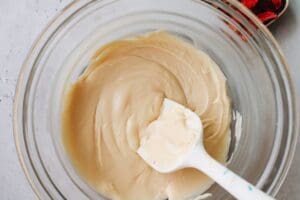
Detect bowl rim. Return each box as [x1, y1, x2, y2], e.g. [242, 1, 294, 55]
[13, 0, 299, 199]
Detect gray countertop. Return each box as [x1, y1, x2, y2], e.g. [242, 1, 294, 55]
[0, 0, 299, 199]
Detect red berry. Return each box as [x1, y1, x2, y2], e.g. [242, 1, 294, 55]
[241, 0, 259, 9]
[272, 0, 282, 10]
[257, 11, 277, 22]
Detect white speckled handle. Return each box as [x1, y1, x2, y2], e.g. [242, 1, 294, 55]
[187, 146, 275, 200]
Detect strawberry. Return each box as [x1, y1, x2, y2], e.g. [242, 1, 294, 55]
[272, 0, 282, 10]
[257, 11, 277, 22]
[241, 0, 259, 9]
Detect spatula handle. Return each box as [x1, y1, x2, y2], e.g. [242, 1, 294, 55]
[188, 147, 275, 200]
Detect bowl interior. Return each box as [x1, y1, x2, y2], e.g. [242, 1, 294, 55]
[14, 0, 297, 199]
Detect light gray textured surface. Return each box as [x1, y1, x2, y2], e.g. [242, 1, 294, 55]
[0, 0, 299, 199]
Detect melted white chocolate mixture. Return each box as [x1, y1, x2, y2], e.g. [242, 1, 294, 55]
[62, 31, 231, 200]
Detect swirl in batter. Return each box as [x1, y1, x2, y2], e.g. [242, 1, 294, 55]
[62, 31, 231, 200]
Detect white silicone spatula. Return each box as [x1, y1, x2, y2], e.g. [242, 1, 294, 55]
[138, 98, 274, 200]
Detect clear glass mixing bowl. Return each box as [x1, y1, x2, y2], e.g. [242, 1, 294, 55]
[13, 0, 298, 199]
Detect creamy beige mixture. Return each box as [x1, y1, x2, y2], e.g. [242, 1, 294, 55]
[62, 31, 231, 200]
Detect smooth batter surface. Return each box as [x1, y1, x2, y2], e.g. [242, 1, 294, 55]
[62, 31, 231, 200]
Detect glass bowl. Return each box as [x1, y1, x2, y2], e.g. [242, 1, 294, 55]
[13, 0, 298, 199]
